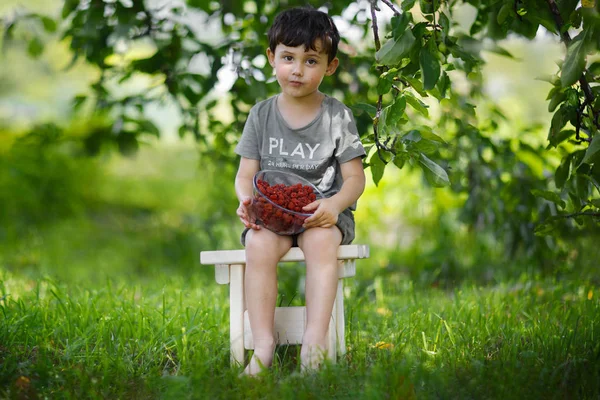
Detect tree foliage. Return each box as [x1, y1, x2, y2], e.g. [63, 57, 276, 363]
[2, 0, 600, 265]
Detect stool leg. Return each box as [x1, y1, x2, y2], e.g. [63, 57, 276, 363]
[327, 307, 337, 363]
[336, 279, 346, 356]
[229, 264, 245, 367]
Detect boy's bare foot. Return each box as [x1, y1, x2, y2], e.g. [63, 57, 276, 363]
[242, 338, 276, 376]
[300, 343, 326, 372]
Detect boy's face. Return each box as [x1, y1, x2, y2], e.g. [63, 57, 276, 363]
[266, 39, 339, 101]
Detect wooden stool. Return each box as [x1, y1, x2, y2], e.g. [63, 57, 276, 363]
[199, 244, 369, 366]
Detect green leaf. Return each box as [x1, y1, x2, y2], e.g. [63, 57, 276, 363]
[485, 43, 516, 59]
[62, 0, 79, 18]
[391, 13, 411, 39]
[565, 87, 579, 107]
[419, 0, 440, 14]
[405, 94, 429, 117]
[561, 31, 587, 87]
[370, 152, 386, 186]
[117, 133, 139, 156]
[555, 155, 571, 188]
[418, 154, 450, 187]
[3, 18, 16, 47]
[436, 71, 449, 98]
[497, 3, 512, 24]
[377, 77, 393, 95]
[351, 103, 377, 118]
[548, 129, 575, 148]
[592, 161, 600, 183]
[376, 30, 416, 65]
[537, 74, 558, 84]
[383, 96, 406, 127]
[72, 95, 87, 111]
[534, 219, 558, 236]
[581, 135, 600, 165]
[470, 10, 487, 35]
[572, 149, 587, 167]
[419, 41, 441, 90]
[27, 37, 44, 58]
[548, 90, 566, 112]
[412, 139, 439, 154]
[39, 16, 57, 32]
[403, 76, 427, 97]
[439, 12, 450, 40]
[531, 189, 566, 208]
[402, 130, 421, 142]
[545, 86, 559, 100]
[178, 125, 188, 139]
[411, 22, 429, 42]
[570, 8, 583, 29]
[401, 0, 417, 11]
[139, 119, 160, 137]
[589, 61, 600, 76]
[576, 174, 591, 199]
[393, 152, 408, 169]
[589, 199, 600, 209]
[182, 86, 202, 105]
[418, 128, 446, 143]
[568, 190, 583, 211]
[548, 105, 574, 142]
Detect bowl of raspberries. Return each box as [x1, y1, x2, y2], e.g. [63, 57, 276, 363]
[250, 170, 323, 235]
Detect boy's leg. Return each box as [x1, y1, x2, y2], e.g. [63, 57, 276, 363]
[297, 226, 342, 370]
[243, 228, 293, 375]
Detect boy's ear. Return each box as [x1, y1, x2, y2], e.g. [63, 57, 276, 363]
[266, 48, 275, 67]
[325, 57, 339, 76]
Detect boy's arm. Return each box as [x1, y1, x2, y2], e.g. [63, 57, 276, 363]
[235, 157, 261, 229]
[302, 157, 365, 229]
[235, 157, 260, 200]
[330, 157, 366, 212]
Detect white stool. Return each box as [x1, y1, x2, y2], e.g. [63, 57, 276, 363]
[199, 244, 370, 366]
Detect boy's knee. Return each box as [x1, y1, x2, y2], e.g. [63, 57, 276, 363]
[245, 229, 292, 255]
[245, 229, 272, 251]
[298, 226, 342, 250]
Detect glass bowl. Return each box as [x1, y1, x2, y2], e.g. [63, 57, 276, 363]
[249, 170, 323, 235]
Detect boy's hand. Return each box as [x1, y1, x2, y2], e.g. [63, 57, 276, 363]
[302, 198, 340, 229]
[237, 196, 261, 230]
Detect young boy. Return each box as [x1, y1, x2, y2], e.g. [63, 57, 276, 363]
[234, 7, 366, 375]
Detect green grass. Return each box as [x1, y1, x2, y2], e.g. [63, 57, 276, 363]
[1, 145, 599, 399]
[1, 249, 599, 399]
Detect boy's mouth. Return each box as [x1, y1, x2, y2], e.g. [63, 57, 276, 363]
[289, 81, 302, 86]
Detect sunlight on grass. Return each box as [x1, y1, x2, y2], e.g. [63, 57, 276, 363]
[1, 142, 599, 398]
[3, 263, 598, 398]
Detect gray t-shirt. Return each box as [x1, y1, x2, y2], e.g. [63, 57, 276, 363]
[235, 94, 366, 210]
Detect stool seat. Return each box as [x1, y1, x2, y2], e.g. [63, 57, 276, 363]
[199, 244, 369, 366]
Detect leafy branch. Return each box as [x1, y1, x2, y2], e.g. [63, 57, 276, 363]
[546, 0, 597, 143]
[369, 0, 394, 159]
[556, 212, 600, 218]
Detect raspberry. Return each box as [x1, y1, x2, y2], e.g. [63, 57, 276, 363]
[252, 178, 317, 234]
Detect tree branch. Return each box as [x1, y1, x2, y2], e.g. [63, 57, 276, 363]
[546, 0, 595, 105]
[555, 211, 600, 219]
[380, 0, 401, 16]
[369, 0, 393, 159]
[369, 0, 381, 51]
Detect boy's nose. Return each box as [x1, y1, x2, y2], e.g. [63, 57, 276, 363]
[292, 64, 303, 76]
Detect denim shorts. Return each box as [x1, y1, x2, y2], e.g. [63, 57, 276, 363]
[240, 208, 356, 247]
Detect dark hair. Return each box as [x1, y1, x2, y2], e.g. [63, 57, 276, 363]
[267, 7, 340, 63]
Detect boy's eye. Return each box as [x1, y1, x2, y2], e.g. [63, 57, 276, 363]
[306, 59, 318, 65]
[283, 56, 293, 61]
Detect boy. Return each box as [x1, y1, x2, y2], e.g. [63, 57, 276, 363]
[234, 6, 366, 375]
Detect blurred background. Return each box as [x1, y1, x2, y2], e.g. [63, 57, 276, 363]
[0, 0, 597, 292]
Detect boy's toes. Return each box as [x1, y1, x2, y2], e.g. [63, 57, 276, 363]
[241, 355, 270, 377]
